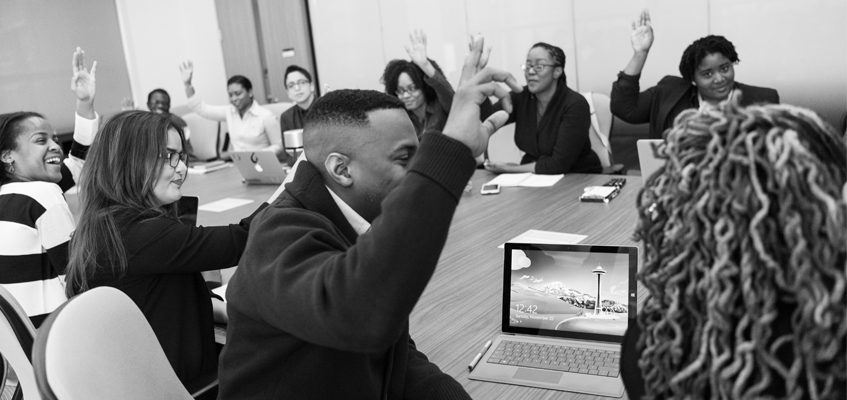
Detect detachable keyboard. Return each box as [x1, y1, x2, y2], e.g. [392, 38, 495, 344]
[486, 340, 620, 377]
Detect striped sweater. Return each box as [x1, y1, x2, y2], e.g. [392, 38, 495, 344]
[0, 112, 98, 321]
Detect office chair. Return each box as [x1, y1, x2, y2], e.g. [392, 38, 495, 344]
[0, 285, 41, 400]
[582, 92, 626, 174]
[33, 287, 197, 400]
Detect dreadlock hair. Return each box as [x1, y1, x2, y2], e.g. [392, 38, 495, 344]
[678, 35, 739, 82]
[634, 97, 847, 399]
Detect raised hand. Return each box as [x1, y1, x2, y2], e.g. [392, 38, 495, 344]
[404, 29, 429, 67]
[630, 10, 654, 53]
[71, 47, 97, 102]
[179, 60, 194, 85]
[442, 35, 521, 157]
[120, 97, 135, 111]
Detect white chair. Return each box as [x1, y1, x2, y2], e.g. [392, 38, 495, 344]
[582, 92, 625, 174]
[33, 287, 194, 400]
[0, 285, 40, 400]
[181, 113, 220, 161]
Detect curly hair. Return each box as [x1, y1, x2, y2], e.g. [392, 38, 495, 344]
[380, 58, 444, 104]
[634, 98, 847, 399]
[678, 35, 739, 82]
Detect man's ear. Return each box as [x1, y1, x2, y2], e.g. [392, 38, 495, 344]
[0, 149, 12, 164]
[324, 152, 353, 187]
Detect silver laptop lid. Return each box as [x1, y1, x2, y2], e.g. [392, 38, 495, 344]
[230, 150, 287, 184]
[502, 243, 637, 343]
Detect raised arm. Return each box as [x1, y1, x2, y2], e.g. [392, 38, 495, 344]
[623, 10, 654, 76]
[180, 61, 228, 122]
[610, 10, 658, 124]
[60, 47, 100, 192]
[405, 30, 437, 78]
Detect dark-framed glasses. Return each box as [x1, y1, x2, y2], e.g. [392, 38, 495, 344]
[396, 85, 420, 97]
[160, 150, 188, 168]
[286, 79, 310, 90]
[521, 63, 557, 73]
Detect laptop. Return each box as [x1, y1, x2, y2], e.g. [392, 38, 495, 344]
[636, 139, 664, 179]
[230, 151, 287, 185]
[469, 243, 637, 397]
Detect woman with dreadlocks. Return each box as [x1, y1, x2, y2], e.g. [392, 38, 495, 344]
[621, 100, 847, 399]
[611, 10, 780, 139]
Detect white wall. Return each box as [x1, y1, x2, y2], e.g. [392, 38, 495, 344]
[115, 0, 229, 110]
[308, 0, 847, 129]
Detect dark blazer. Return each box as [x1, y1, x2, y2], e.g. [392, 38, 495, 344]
[611, 72, 780, 139]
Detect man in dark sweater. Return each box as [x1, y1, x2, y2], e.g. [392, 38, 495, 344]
[218, 38, 520, 399]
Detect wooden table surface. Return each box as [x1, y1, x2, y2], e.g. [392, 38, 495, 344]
[155, 165, 643, 399]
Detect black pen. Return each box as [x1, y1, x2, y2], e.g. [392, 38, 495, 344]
[467, 339, 492, 372]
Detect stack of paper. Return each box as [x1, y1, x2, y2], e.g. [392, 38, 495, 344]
[188, 160, 230, 175]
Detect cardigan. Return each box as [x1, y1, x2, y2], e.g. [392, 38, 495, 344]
[610, 72, 780, 139]
[84, 205, 263, 386]
[502, 82, 601, 174]
[219, 133, 475, 400]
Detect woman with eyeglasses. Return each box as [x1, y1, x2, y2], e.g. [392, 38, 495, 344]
[484, 42, 601, 175]
[381, 30, 454, 138]
[179, 61, 283, 161]
[65, 111, 270, 388]
[611, 10, 779, 139]
[0, 47, 98, 327]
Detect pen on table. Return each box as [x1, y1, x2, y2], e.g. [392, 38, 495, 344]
[467, 339, 493, 372]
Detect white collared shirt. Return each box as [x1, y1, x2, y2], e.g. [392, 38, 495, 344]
[698, 87, 735, 112]
[186, 95, 282, 154]
[325, 187, 371, 236]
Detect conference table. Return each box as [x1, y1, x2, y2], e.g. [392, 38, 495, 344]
[182, 164, 642, 400]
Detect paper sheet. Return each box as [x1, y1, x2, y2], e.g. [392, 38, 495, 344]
[485, 173, 563, 187]
[497, 229, 587, 249]
[199, 198, 254, 212]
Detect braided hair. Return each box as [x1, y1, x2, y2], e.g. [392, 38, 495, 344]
[634, 97, 847, 399]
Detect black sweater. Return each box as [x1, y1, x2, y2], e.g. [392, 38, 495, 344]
[219, 133, 475, 399]
[87, 208, 260, 386]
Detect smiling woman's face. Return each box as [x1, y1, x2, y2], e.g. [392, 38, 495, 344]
[2, 117, 64, 183]
[693, 52, 736, 103]
[151, 128, 187, 206]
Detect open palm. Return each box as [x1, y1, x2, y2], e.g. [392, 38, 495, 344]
[71, 47, 96, 102]
[630, 10, 654, 52]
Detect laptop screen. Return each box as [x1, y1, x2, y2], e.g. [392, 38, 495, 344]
[502, 243, 637, 342]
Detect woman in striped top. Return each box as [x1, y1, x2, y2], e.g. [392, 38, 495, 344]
[0, 47, 98, 326]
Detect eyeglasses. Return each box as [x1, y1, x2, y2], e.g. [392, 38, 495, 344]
[286, 79, 310, 90]
[160, 150, 188, 168]
[395, 85, 420, 97]
[521, 63, 558, 74]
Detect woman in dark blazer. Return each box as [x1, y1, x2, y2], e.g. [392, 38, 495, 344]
[611, 10, 779, 139]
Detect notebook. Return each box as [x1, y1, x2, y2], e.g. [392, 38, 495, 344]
[469, 243, 637, 397]
[636, 139, 664, 179]
[230, 151, 287, 185]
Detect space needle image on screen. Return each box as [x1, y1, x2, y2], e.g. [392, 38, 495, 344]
[508, 249, 629, 335]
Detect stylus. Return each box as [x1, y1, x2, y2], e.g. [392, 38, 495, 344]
[467, 340, 493, 372]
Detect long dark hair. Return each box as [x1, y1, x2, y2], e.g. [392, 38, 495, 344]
[66, 111, 184, 297]
[0, 111, 45, 185]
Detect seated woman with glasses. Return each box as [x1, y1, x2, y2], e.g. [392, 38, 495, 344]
[484, 42, 601, 174]
[64, 111, 272, 389]
[611, 10, 779, 139]
[0, 47, 98, 327]
[381, 30, 454, 139]
[179, 61, 283, 161]
[624, 101, 846, 399]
